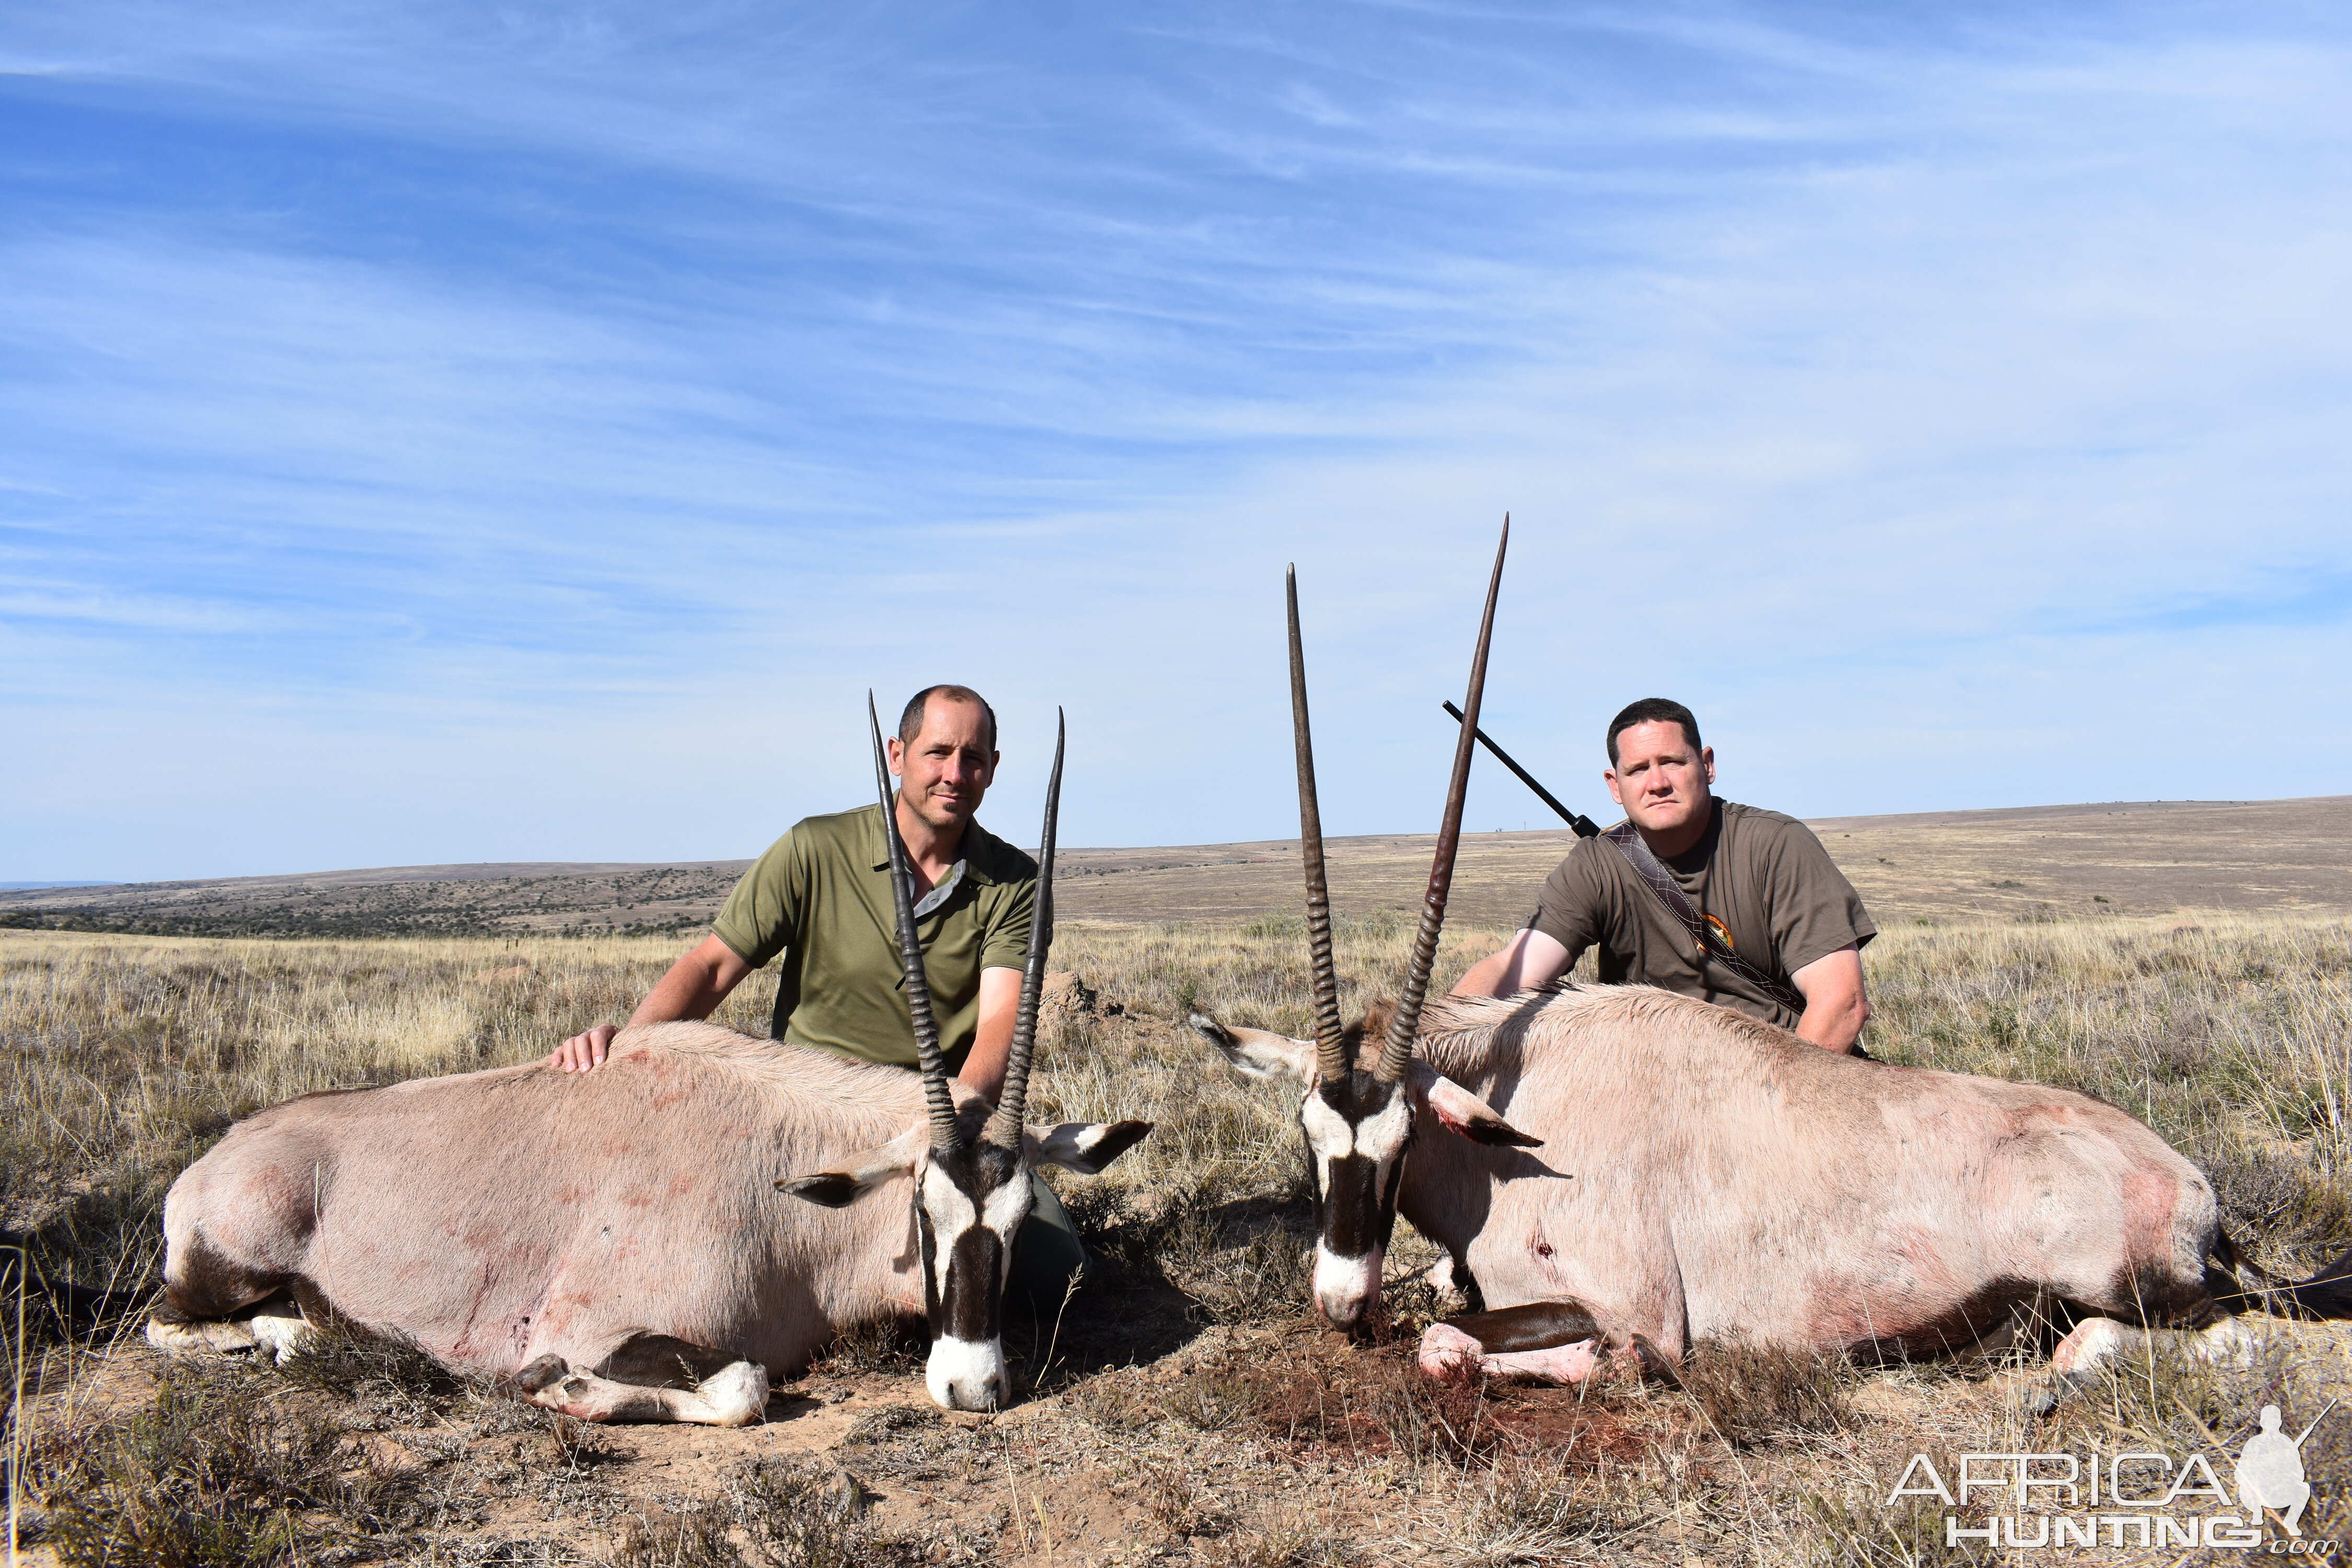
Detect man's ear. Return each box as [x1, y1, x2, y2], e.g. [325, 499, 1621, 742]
[775, 1125, 927, 1208]
[1189, 1013, 1317, 1087]
[1408, 1065, 1542, 1148]
[1029, 1120, 1152, 1174]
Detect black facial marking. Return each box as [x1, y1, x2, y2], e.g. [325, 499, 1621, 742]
[944, 1226, 1006, 1345]
[1305, 1069, 1415, 1262]
[914, 1139, 1026, 1343]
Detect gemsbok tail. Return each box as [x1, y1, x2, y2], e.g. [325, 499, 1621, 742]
[2279, 1246, 2352, 1319]
[2213, 1229, 2352, 1320]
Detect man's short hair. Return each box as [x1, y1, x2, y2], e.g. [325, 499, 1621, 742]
[899, 685, 999, 751]
[1606, 698, 1702, 767]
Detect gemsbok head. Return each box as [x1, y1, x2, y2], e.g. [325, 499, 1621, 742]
[1190, 523, 1540, 1333]
[777, 700, 1149, 1410]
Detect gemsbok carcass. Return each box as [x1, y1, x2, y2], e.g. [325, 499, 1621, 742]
[1193, 525, 2352, 1396]
[147, 705, 1148, 1420]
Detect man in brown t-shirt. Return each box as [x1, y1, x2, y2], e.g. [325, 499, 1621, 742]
[1450, 698, 1875, 1053]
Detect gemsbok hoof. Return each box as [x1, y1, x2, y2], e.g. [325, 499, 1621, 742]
[514, 1353, 570, 1394]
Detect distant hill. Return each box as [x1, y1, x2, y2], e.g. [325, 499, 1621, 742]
[3, 795, 2347, 938]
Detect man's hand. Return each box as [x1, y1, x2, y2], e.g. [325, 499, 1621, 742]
[1451, 928, 1575, 999]
[544, 935, 757, 1073]
[550, 1023, 619, 1073]
[1791, 946, 1871, 1054]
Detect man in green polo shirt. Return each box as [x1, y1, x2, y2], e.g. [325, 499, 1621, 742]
[546, 683, 1085, 1294]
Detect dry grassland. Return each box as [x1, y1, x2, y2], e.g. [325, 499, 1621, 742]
[5, 909, 2352, 1565]
[9, 793, 2348, 939]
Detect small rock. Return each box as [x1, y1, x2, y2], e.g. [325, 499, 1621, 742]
[1042, 972, 1098, 1016]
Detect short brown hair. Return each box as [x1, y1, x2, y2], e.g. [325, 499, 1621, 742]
[899, 685, 999, 751]
[1606, 698, 1701, 766]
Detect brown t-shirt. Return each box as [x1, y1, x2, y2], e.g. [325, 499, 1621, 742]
[1527, 800, 1875, 1029]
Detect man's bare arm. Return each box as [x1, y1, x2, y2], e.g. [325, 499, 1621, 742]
[1790, 944, 1870, 1054]
[548, 934, 757, 1072]
[956, 967, 1023, 1104]
[1450, 928, 1575, 999]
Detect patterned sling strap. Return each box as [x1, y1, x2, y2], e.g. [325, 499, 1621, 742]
[1601, 820, 1810, 1017]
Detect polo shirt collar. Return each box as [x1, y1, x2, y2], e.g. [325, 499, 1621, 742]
[862, 802, 1003, 895]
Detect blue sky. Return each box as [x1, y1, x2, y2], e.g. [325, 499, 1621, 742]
[4, 1, 2348, 881]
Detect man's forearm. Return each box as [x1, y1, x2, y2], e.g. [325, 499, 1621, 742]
[958, 1035, 1010, 1104]
[1451, 950, 1517, 998]
[1451, 929, 1576, 999]
[628, 936, 752, 1027]
[1795, 996, 1868, 1053]
[627, 969, 722, 1027]
[957, 967, 1022, 1104]
[1790, 946, 1870, 1053]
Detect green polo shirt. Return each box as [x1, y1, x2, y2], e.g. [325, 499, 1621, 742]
[710, 804, 1037, 1074]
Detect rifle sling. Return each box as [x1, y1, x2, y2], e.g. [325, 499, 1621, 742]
[1601, 821, 1809, 1017]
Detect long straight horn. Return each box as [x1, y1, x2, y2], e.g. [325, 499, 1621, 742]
[1377, 517, 1508, 1082]
[871, 694, 963, 1150]
[986, 708, 1063, 1150]
[1286, 566, 1348, 1084]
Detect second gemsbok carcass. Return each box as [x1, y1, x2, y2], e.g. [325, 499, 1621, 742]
[1192, 525, 2349, 1391]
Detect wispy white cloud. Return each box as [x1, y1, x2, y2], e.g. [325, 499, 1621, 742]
[3, 1, 2348, 878]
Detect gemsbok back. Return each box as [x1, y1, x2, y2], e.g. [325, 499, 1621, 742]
[1193, 524, 2352, 1396]
[148, 704, 1149, 1420]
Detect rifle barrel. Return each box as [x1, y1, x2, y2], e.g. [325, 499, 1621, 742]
[1442, 700, 1600, 838]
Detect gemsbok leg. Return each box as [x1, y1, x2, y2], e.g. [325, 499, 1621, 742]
[515, 1332, 769, 1427]
[1419, 1299, 1680, 1384]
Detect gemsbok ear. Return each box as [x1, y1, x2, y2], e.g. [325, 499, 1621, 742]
[1190, 1013, 1317, 1087]
[1028, 1120, 1153, 1174]
[1410, 1066, 1542, 1148]
[774, 1126, 927, 1208]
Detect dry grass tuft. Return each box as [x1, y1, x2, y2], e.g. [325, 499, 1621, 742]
[30, 1355, 429, 1564]
[1679, 1339, 1861, 1448]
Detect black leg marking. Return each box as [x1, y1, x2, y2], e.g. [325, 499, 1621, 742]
[1455, 1258, 1486, 1316]
[164, 1233, 282, 1320]
[514, 1354, 570, 1394]
[592, 1333, 744, 1390]
[1441, 1299, 1603, 1355]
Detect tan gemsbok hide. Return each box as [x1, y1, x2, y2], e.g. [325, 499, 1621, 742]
[148, 705, 1149, 1421]
[1194, 529, 2352, 1396]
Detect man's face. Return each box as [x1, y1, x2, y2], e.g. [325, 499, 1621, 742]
[888, 698, 999, 835]
[1604, 720, 1715, 836]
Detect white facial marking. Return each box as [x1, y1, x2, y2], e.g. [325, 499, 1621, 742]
[981, 1173, 1034, 1280]
[1297, 1085, 1410, 1161]
[926, 1334, 1008, 1410]
[1298, 1091, 1350, 1156]
[920, 1171, 981, 1279]
[1351, 1089, 1412, 1162]
[1312, 1239, 1383, 1323]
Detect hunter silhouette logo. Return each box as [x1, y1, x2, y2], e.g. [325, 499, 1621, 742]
[2238, 1402, 2333, 1538]
[1887, 1401, 2337, 1550]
